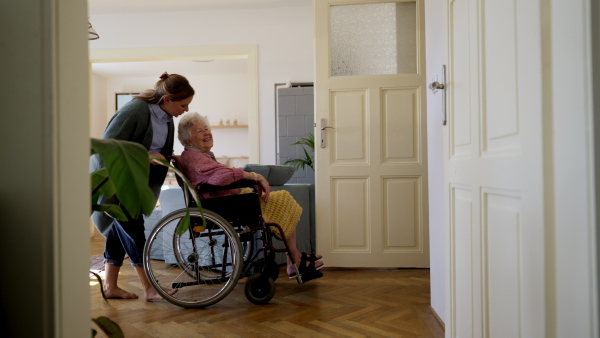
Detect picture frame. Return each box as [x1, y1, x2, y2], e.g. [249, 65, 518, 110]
[115, 92, 140, 111]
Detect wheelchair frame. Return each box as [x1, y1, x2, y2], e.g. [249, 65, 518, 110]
[143, 179, 321, 308]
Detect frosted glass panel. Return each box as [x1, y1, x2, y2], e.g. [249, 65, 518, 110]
[330, 2, 417, 76]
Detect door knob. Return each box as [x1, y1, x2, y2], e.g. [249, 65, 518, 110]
[428, 81, 445, 93]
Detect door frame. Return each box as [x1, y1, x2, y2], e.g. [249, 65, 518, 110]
[546, 0, 598, 335]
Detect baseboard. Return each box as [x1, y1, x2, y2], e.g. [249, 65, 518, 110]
[429, 305, 445, 330]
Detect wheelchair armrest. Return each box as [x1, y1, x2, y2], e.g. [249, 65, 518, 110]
[196, 179, 257, 194]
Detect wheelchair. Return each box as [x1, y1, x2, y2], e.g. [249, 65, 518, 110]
[142, 179, 322, 308]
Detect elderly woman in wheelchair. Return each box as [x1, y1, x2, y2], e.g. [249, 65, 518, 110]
[142, 112, 323, 308]
[177, 112, 324, 275]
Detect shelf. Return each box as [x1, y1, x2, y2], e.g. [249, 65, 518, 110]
[211, 125, 248, 129]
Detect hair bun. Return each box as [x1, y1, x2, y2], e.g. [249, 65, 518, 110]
[160, 72, 169, 81]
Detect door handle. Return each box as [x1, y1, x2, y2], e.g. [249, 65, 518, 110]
[428, 65, 447, 125]
[428, 81, 445, 92]
[320, 118, 334, 148]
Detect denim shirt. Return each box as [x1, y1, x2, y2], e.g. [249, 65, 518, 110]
[148, 103, 173, 153]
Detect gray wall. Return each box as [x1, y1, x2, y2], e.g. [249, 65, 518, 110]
[277, 87, 315, 184]
[1, 1, 90, 336]
[1, 3, 56, 336]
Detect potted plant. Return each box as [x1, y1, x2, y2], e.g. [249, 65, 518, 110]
[89, 138, 203, 337]
[90, 138, 203, 235]
[284, 132, 314, 171]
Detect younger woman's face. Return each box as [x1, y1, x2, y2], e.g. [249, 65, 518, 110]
[161, 96, 193, 117]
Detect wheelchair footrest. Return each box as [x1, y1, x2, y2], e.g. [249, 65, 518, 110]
[296, 269, 323, 284]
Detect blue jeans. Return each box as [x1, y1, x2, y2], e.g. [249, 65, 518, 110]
[103, 216, 146, 268]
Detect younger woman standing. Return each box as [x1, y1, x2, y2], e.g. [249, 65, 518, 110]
[91, 72, 194, 300]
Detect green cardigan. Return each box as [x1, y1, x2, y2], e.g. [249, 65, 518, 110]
[90, 99, 174, 236]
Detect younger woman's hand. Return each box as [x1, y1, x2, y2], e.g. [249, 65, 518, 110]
[149, 152, 166, 165]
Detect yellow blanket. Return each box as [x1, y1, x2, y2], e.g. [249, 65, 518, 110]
[240, 189, 302, 238]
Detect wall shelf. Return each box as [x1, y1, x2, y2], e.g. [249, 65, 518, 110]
[211, 125, 248, 129]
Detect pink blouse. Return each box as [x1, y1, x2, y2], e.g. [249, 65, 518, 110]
[177, 149, 245, 199]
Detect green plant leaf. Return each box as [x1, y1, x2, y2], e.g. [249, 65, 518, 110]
[290, 132, 315, 150]
[176, 210, 191, 236]
[284, 158, 308, 171]
[92, 316, 124, 338]
[301, 147, 314, 170]
[286, 132, 315, 171]
[93, 204, 128, 221]
[91, 138, 155, 218]
[91, 168, 116, 205]
[89, 271, 109, 303]
[149, 157, 205, 234]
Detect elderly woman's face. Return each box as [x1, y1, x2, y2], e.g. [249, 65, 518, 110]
[188, 121, 213, 152]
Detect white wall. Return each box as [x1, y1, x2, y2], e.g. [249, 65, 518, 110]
[425, 0, 446, 323]
[89, 5, 314, 164]
[91, 72, 249, 158]
[91, 73, 108, 138]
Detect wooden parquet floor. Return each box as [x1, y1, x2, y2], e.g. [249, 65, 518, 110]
[90, 231, 444, 338]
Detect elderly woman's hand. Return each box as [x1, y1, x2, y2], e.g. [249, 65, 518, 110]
[256, 174, 271, 202]
[244, 171, 271, 202]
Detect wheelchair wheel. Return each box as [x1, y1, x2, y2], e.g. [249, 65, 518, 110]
[253, 251, 280, 281]
[143, 208, 243, 308]
[253, 260, 280, 281]
[173, 224, 253, 281]
[244, 272, 275, 305]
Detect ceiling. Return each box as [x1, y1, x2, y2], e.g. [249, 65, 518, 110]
[89, 0, 312, 78]
[88, 0, 311, 15]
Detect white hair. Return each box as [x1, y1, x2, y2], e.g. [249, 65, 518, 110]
[177, 112, 210, 147]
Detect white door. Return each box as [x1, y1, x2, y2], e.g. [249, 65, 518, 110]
[314, 0, 429, 267]
[445, 0, 545, 336]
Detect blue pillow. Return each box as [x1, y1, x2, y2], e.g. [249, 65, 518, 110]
[243, 164, 296, 186]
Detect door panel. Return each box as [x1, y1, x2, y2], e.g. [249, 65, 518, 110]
[446, 0, 545, 336]
[450, 185, 474, 338]
[449, 0, 473, 160]
[482, 0, 519, 154]
[484, 190, 521, 338]
[383, 176, 421, 250]
[331, 90, 368, 163]
[315, 0, 429, 267]
[332, 178, 369, 250]
[382, 88, 419, 162]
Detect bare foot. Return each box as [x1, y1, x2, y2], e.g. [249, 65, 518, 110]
[104, 286, 138, 299]
[145, 288, 178, 301]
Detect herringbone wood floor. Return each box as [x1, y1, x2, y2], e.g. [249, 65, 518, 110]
[90, 231, 444, 337]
